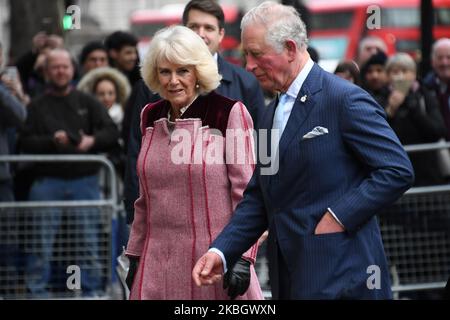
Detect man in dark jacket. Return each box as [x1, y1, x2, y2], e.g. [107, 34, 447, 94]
[20, 48, 119, 298]
[423, 38, 450, 140]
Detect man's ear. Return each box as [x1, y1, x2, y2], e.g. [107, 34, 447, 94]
[109, 49, 118, 60]
[285, 40, 298, 62]
[218, 27, 225, 43]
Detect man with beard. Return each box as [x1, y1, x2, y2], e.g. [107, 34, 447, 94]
[20, 48, 119, 298]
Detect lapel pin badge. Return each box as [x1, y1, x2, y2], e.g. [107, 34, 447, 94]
[300, 94, 307, 103]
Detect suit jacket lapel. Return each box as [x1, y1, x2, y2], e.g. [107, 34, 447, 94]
[257, 98, 277, 183]
[278, 64, 323, 161]
[217, 55, 232, 84]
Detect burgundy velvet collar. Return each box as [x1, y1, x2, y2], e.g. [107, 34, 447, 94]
[141, 91, 237, 136]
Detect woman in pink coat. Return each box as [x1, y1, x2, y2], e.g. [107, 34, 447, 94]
[125, 25, 263, 300]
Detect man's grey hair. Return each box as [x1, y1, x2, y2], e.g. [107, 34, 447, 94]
[386, 53, 417, 73]
[432, 38, 450, 58]
[241, 1, 308, 53]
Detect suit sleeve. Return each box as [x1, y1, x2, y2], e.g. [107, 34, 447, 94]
[212, 103, 269, 268]
[0, 84, 27, 128]
[329, 87, 414, 232]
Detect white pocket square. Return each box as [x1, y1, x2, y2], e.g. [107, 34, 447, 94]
[302, 126, 329, 140]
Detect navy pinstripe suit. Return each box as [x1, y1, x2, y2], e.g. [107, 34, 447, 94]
[211, 64, 414, 299]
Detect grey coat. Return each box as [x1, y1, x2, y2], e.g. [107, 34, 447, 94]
[0, 83, 27, 181]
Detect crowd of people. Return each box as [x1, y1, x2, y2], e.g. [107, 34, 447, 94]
[334, 37, 450, 187]
[1, 0, 449, 300]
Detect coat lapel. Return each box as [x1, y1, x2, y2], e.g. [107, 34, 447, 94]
[257, 98, 277, 182]
[278, 64, 323, 161]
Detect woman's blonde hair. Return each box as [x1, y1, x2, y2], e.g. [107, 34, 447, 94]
[141, 25, 222, 97]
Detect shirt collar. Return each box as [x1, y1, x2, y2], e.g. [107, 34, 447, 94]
[284, 58, 314, 100]
[167, 94, 199, 121]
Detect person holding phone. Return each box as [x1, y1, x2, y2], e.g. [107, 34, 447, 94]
[360, 50, 390, 108]
[15, 31, 64, 98]
[385, 53, 447, 186]
[0, 64, 30, 106]
[0, 41, 27, 201]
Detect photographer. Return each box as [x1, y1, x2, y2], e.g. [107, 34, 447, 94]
[385, 53, 447, 186]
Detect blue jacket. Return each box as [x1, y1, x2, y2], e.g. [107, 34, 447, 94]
[0, 83, 27, 181]
[211, 64, 415, 299]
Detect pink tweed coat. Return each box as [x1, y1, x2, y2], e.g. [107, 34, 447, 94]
[126, 92, 263, 300]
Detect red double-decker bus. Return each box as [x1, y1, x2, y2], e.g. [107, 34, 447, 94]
[129, 3, 243, 65]
[306, 0, 450, 71]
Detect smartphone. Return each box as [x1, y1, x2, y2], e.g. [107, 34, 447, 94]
[41, 18, 53, 35]
[4, 66, 18, 82]
[392, 79, 413, 95]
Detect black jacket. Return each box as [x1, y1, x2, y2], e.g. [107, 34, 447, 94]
[386, 83, 447, 186]
[20, 89, 120, 178]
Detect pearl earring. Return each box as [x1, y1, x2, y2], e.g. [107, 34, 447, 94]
[195, 83, 200, 89]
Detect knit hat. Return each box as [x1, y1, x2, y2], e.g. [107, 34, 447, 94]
[361, 50, 388, 77]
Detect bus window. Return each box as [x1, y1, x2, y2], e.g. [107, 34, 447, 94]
[131, 23, 169, 40]
[382, 8, 419, 27]
[307, 0, 450, 72]
[309, 11, 354, 30]
[436, 8, 450, 26]
[129, 4, 243, 65]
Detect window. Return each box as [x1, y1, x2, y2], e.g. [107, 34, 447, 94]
[310, 11, 354, 30]
[396, 39, 419, 52]
[130, 23, 169, 39]
[309, 37, 348, 60]
[436, 8, 450, 26]
[382, 8, 419, 27]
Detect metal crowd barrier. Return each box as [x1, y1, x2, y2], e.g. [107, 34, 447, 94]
[255, 141, 450, 299]
[0, 155, 118, 300]
[379, 141, 450, 297]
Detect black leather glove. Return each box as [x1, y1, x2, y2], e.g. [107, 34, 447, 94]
[223, 257, 251, 299]
[126, 256, 139, 290]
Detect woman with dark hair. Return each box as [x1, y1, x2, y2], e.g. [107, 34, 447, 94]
[334, 60, 360, 85]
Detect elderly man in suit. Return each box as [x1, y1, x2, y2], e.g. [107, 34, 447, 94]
[192, 1, 414, 299]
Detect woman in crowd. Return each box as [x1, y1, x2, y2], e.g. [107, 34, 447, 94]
[384, 53, 447, 186]
[77, 66, 130, 131]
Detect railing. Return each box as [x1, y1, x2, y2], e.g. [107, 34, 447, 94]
[255, 142, 450, 299]
[0, 155, 118, 299]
